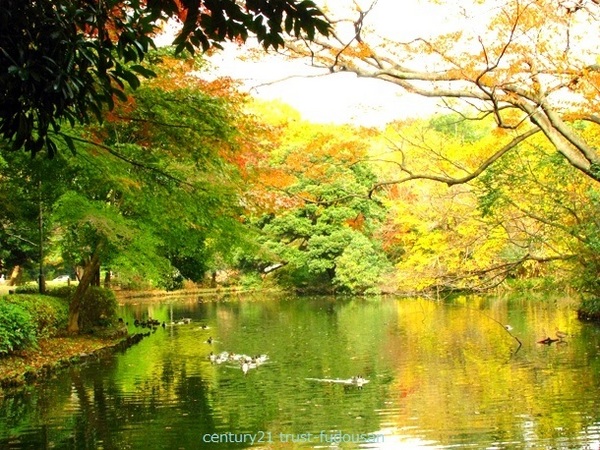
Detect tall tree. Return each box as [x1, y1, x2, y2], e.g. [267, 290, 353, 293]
[246, 106, 389, 293]
[0, 150, 72, 288]
[38, 51, 253, 332]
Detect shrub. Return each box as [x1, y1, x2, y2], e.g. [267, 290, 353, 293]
[239, 272, 264, 289]
[578, 297, 600, 321]
[0, 302, 37, 355]
[333, 234, 389, 294]
[79, 287, 118, 330]
[14, 284, 39, 294]
[2, 294, 69, 338]
[46, 285, 77, 299]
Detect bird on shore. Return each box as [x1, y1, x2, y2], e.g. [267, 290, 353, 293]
[352, 375, 367, 387]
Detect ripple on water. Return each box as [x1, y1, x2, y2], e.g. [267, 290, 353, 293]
[3, 295, 600, 450]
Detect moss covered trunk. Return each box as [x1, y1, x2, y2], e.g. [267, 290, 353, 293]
[67, 245, 103, 334]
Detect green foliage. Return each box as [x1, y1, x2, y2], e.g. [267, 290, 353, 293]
[578, 297, 600, 320]
[13, 285, 39, 295]
[428, 114, 485, 144]
[0, 301, 37, 355]
[333, 233, 389, 294]
[273, 264, 333, 294]
[239, 272, 264, 290]
[45, 285, 77, 300]
[0, 150, 72, 283]
[79, 287, 118, 331]
[0, 0, 156, 156]
[158, 270, 185, 292]
[570, 190, 600, 299]
[254, 122, 389, 294]
[0, 0, 328, 157]
[2, 294, 69, 338]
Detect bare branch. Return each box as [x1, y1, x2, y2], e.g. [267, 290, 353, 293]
[369, 127, 540, 196]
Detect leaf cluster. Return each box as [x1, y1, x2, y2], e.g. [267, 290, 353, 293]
[171, 0, 330, 53]
[2, 294, 69, 339]
[0, 301, 37, 356]
[0, 0, 157, 157]
[250, 119, 389, 293]
[0, 0, 329, 157]
[78, 287, 118, 330]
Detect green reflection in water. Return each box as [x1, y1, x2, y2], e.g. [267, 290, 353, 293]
[1, 293, 600, 449]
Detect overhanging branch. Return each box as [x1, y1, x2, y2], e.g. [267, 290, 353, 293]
[369, 127, 541, 196]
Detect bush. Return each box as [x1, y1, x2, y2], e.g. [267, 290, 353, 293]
[0, 302, 37, 355]
[333, 234, 389, 294]
[79, 287, 118, 330]
[2, 294, 69, 338]
[578, 297, 600, 321]
[14, 284, 39, 294]
[239, 272, 264, 289]
[46, 285, 77, 299]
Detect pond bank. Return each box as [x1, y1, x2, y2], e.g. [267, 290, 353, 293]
[113, 286, 268, 301]
[0, 331, 148, 392]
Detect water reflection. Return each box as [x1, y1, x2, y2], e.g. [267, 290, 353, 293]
[1, 294, 600, 449]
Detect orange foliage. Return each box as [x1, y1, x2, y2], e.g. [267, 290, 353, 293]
[346, 213, 365, 230]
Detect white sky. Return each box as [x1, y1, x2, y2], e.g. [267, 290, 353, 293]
[205, 46, 443, 127]
[157, 0, 480, 126]
[201, 0, 463, 126]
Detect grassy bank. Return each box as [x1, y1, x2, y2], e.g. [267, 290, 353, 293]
[0, 286, 132, 391]
[0, 334, 133, 390]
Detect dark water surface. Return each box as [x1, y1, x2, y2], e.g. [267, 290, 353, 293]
[1, 293, 600, 449]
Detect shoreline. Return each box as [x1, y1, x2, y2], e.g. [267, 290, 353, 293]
[0, 285, 263, 394]
[0, 332, 148, 393]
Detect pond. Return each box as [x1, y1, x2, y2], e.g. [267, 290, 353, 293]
[1, 293, 600, 449]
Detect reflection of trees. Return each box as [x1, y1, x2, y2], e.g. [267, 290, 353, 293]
[390, 295, 600, 447]
[2, 295, 600, 448]
[196, 297, 396, 436]
[71, 370, 118, 449]
[0, 340, 217, 448]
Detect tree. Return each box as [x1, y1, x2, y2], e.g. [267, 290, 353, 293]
[474, 125, 600, 293]
[0, 48, 255, 333]
[246, 108, 389, 294]
[287, 0, 600, 186]
[0, 0, 330, 157]
[373, 114, 580, 292]
[0, 150, 72, 289]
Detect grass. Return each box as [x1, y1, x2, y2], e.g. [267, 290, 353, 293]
[0, 280, 79, 295]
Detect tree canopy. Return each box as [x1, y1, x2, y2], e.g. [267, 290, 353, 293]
[0, 0, 329, 157]
[287, 0, 600, 185]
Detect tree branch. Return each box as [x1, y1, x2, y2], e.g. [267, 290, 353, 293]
[369, 127, 540, 196]
[57, 133, 194, 189]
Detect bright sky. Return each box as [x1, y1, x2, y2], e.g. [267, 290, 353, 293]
[206, 46, 442, 127]
[202, 0, 458, 127]
[155, 0, 482, 126]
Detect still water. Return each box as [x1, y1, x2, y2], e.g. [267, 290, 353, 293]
[1, 293, 600, 449]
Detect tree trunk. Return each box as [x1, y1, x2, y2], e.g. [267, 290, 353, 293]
[92, 265, 101, 287]
[67, 246, 103, 334]
[7, 265, 22, 286]
[103, 269, 111, 288]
